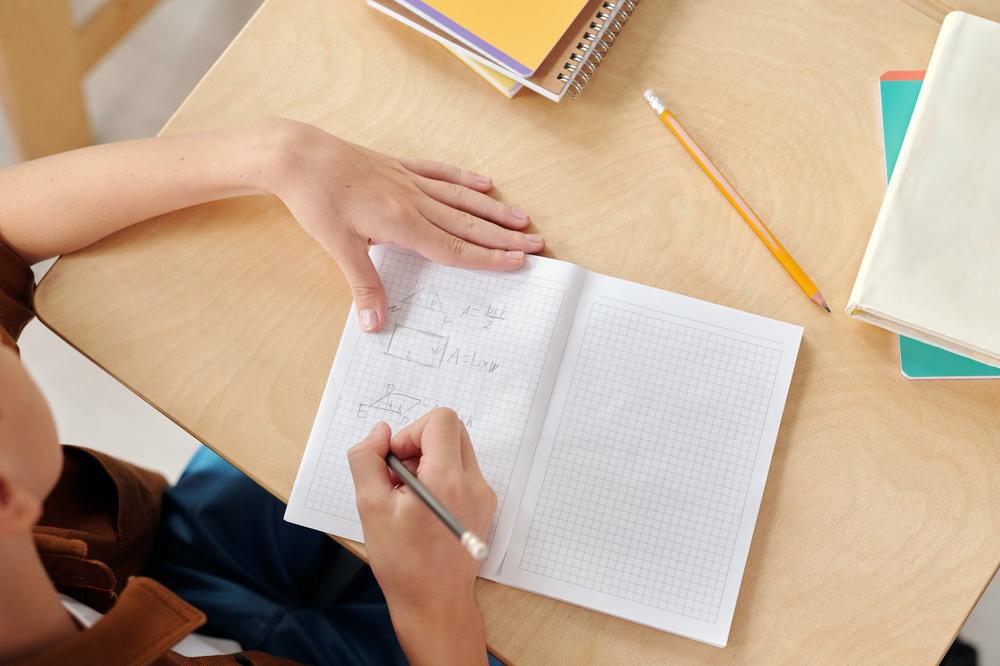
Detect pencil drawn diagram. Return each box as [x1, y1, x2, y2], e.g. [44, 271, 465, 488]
[385, 324, 449, 367]
[401, 286, 447, 313]
[356, 384, 475, 428]
[356, 384, 423, 424]
[386, 282, 509, 331]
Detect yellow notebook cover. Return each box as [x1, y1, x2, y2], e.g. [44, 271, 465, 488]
[400, 0, 588, 75]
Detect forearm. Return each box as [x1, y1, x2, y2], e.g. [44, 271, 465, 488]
[0, 119, 293, 263]
[388, 596, 489, 666]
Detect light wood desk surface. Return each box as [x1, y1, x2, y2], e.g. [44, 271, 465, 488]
[35, 0, 1000, 663]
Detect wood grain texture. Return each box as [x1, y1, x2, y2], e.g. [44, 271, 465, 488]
[34, 0, 1000, 663]
[905, 0, 1000, 22]
[0, 0, 90, 159]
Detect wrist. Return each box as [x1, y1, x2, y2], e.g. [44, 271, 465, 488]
[231, 117, 312, 197]
[387, 593, 487, 666]
[388, 589, 480, 626]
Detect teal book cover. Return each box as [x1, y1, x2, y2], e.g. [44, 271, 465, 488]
[879, 71, 1000, 379]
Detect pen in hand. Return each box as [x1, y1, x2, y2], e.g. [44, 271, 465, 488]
[386, 452, 489, 561]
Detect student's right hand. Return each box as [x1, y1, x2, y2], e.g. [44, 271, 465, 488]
[347, 408, 496, 666]
[263, 119, 543, 334]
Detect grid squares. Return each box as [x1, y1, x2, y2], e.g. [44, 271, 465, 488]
[305, 249, 567, 538]
[519, 300, 781, 623]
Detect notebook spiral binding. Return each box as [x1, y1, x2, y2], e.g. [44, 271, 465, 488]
[558, 0, 640, 99]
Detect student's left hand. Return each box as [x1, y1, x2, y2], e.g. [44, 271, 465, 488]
[266, 120, 543, 333]
[0, 118, 541, 337]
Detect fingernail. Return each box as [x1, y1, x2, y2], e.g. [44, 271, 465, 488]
[511, 208, 530, 222]
[359, 308, 378, 331]
[506, 250, 524, 260]
[525, 233, 543, 247]
[475, 173, 492, 187]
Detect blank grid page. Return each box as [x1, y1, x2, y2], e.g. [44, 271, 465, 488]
[506, 291, 798, 644]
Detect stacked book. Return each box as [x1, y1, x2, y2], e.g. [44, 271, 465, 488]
[849, 12, 1000, 379]
[368, 0, 640, 101]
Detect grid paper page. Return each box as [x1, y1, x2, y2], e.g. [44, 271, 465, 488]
[286, 246, 581, 575]
[500, 275, 802, 646]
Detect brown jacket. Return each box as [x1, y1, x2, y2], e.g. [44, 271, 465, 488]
[1, 242, 295, 665]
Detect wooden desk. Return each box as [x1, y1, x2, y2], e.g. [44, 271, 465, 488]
[34, 1, 1000, 663]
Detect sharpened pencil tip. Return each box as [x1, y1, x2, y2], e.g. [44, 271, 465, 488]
[811, 292, 831, 313]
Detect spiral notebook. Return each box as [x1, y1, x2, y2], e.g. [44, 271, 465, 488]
[368, 0, 640, 101]
[286, 245, 803, 646]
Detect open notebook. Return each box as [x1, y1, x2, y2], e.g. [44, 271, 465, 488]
[286, 246, 802, 647]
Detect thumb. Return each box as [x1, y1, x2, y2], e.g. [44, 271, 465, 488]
[347, 422, 393, 512]
[336, 242, 387, 333]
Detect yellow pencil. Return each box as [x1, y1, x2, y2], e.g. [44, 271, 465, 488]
[643, 90, 830, 313]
